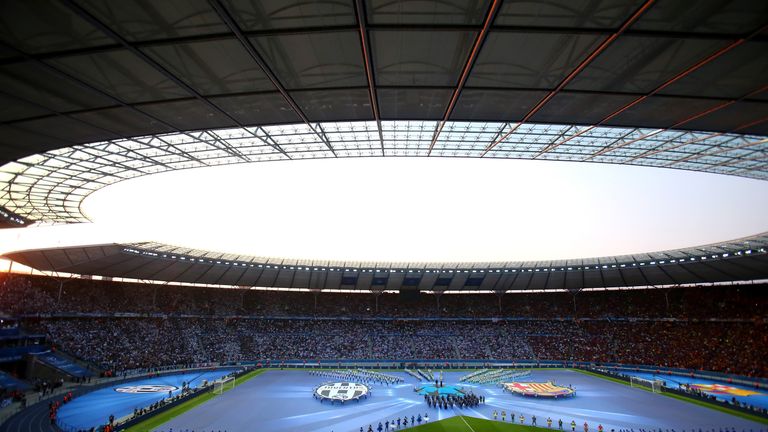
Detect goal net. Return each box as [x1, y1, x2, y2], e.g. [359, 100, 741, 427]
[213, 377, 236, 395]
[630, 376, 663, 393]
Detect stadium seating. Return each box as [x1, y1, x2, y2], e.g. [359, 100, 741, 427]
[2, 274, 766, 320]
[2, 274, 766, 377]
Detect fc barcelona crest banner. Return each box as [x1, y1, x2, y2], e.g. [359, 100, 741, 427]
[689, 384, 762, 397]
[503, 381, 575, 398]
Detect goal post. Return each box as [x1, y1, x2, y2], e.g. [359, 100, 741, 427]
[630, 376, 663, 393]
[213, 377, 236, 395]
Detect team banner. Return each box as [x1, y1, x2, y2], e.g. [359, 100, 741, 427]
[689, 384, 762, 397]
[115, 384, 178, 394]
[503, 381, 575, 398]
[314, 382, 370, 402]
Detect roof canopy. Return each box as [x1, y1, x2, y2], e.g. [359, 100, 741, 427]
[0, 0, 766, 165]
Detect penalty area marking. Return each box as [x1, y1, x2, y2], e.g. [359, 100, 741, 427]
[459, 416, 478, 432]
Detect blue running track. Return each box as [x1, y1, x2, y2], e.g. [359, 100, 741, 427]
[619, 371, 768, 411]
[56, 369, 237, 431]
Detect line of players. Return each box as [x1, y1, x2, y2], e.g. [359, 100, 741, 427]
[492, 411, 609, 432]
[361, 413, 429, 432]
[424, 392, 484, 409]
[493, 411, 544, 427]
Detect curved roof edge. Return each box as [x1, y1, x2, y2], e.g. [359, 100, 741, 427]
[5, 232, 767, 291]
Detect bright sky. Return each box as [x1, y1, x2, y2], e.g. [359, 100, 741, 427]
[59, 157, 768, 263]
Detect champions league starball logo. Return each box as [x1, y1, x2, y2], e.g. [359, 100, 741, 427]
[314, 382, 369, 402]
[115, 384, 179, 394]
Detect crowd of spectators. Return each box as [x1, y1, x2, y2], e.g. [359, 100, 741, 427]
[1, 274, 766, 320]
[22, 317, 767, 378]
[2, 274, 767, 378]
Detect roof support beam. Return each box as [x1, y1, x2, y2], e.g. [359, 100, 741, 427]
[1, 42, 235, 166]
[481, 0, 656, 157]
[626, 115, 768, 165]
[353, 0, 384, 156]
[427, 0, 501, 155]
[206, 0, 336, 157]
[701, 137, 768, 167]
[60, 0, 289, 161]
[583, 84, 768, 161]
[536, 23, 768, 159]
[0, 90, 178, 172]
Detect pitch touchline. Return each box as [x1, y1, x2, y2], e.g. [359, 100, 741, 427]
[459, 416, 477, 432]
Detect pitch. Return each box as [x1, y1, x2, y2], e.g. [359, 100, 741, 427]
[150, 369, 764, 432]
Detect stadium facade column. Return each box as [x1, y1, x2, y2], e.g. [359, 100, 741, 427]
[50, 277, 71, 302]
[664, 287, 674, 314]
[433, 289, 444, 316]
[311, 288, 321, 314]
[570, 289, 580, 315]
[493, 288, 505, 314]
[371, 288, 383, 313]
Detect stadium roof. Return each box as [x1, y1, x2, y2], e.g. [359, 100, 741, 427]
[1, 0, 768, 289]
[1, 0, 766, 166]
[6, 235, 768, 291]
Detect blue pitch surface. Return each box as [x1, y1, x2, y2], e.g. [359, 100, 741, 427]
[619, 371, 768, 411]
[155, 370, 766, 432]
[56, 368, 238, 431]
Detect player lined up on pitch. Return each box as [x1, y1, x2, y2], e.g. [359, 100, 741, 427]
[360, 413, 430, 431]
[425, 392, 483, 409]
[490, 411, 609, 432]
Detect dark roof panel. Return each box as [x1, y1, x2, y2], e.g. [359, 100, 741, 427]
[292, 88, 374, 122]
[378, 88, 451, 119]
[604, 96, 728, 129]
[530, 92, 639, 125]
[631, 0, 768, 35]
[70, 106, 176, 138]
[452, 89, 546, 121]
[366, 0, 490, 25]
[495, 0, 646, 29]
[77, 0, 229, 41]
[48, 50, 189, 103]
[210, 93, 301, 125]
[682, 101, 768, 132]
[138, 99, 238, 130]
[0, 0, 111, 54]
[251, 31, 366, 89]
[222, 0, 356, 30]
[566, 36, 731, 94]
[468, 32, 604, 89]
[0, 62, 116, 112]
[142, 38, 277, 95]
[657, 41, 768, 100]
[371, 30, 476, 86]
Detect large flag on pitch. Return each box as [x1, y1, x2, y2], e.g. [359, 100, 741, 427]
[690, 384, 762, 397]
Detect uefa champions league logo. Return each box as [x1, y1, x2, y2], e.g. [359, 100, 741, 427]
[115, 384, 178, 394]
[314, 382, 369, 401]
